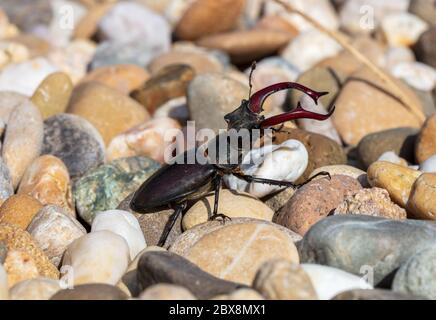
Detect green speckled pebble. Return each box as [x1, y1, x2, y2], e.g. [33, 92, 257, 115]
[74, 156, 160, 225]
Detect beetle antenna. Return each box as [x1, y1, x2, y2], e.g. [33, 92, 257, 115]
[248, 61, 257, 99]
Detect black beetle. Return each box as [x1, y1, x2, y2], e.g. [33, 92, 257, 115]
[130, 63, 335, 246]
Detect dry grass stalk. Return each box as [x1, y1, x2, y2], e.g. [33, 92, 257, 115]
[272, 0, 425, 124]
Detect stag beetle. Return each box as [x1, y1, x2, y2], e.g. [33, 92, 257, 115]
[130, 63, 335, 246]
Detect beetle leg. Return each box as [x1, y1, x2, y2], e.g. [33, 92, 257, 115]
[209, 175, 231, 224]
[233, 171, 331, 189]
[157, 202, 187, 247]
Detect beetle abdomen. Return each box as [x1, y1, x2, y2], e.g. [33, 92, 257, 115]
[130, 162, 217, 213]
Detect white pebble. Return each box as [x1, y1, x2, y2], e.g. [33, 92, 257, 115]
[225, 139, 308, 198]
[420, 155, 436, 173]
[99, 2, 171, 51]
[92, 210, 146, 260]
[384, 46, 415, 71]
[391, 62, 436, 92]
[339, 0, 410, 34]
[377, 151, 407, 165]
[0, 264, 8, 300]
[265, 0, 339, 32]
[0, 58, 58, 96]
[63, 231, 130, 285]
[153, 96, 189, 123]
[9, 278, 61, 300]
[381, 12, 428, 47]
[27, 205, 86, 267]
[281, 30, 342, 73]
[301, 264, 373, 300]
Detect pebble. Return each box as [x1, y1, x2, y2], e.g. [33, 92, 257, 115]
[275, 175, 362, 235]
[31, 72, 73, 119]
[0, 91, 27, 125]
[253, 259, 317, 300]
[380, 12, 428, 47]
[73, 3, 114, 40]
[377, 151, 409, 167]
[264, 0, 339, 32]
[149, 49, 223, 75]
[299, 215, 436, 285]
[90, 39, 162, 70]
[51, 283, 128, 300]
[169, 218, 300, 285]
[0, 158, 13, 206]
[0, 195, 43, 230]
[17, 155, 74, 215]
[0, 9, 18, 39]
[131, 64, 195, 115]
[410, 0, 436, 28]
[0, 223, 59, 282]
[281, 30, 342, 73]
[98, 2, 171, 49]
[8, 34, 50, 59]
[182, 189, 274, 230]
[391, 62, 436, 92]
[420, 155, 436, 172]
[415, 114, 436, 163]
[0, 41, 29, 69]
[211, 288, 264, 300]
[91, 210, 146, 260]
[137, 251, 244, 299]
[333, 289, 423, 300]
[357, 127, 418, 169]
[339, 0, 410, 34]
[297, 95, 341, 144]
[414, 28, 436, 68]
[407, 173, 436, 220]
[3, 249, 39, 287]
[74, 156, 160, 225]
[153, 96, 190, 124]
[174, 0, 245, 40]
[42, 113, 105, 180]
[225, 139, 308, 198]
[27, 205, 86, 267]
[0, 57, 57, 96]
[301, 264, 372, 300]
[2, 99, 43, 188]
[198, 29, 294, 65]
[67, 82, 150, 145]
[118, 193, 183, 247]
[332, 67, 422, 145]
[334, 187, 407, 220]
[255, 14, 300, 35]
[139, 284, 196, 300]
[80, 64, 150, 95]
[188, 73, 248, 132]
[62, 230, 130, 285]
[385, 46, 416, 71]
[367, 161, 422, 207]
[273, 128, 347, 184]
[392, 245, 436, 299]
[107, 118, 182, 164]
[1, 0, 52, 32]
[0, 264, 7, 300]
[310, 165, 368, 187]
[47, 40, 96, 84]
[9, 278, 61, 300]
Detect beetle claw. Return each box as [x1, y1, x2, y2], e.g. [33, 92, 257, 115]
[209, 213, 232, 224]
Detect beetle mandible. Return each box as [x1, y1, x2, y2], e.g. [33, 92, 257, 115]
[130, 62, 335, 246]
